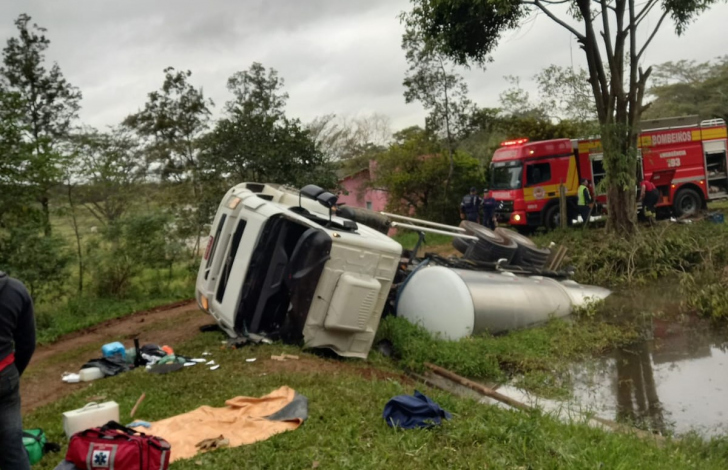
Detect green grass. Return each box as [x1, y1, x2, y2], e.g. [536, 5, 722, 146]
[391, 231, 454, 250]
[377, 315, 637, 398]
[34, 267, 195, 344]
[24, 331, 728, 469]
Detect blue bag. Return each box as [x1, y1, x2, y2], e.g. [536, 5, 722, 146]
[382, 390, 451, 429]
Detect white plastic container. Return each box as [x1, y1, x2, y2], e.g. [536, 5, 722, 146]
[79, 367, 104, 382]
[62, 401, 119, 438]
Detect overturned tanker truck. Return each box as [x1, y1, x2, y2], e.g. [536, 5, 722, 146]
[195, 183, 610, 358]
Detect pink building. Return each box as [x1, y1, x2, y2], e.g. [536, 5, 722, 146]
[336, 160, 389, 211]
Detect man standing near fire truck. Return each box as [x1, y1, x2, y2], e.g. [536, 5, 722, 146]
[577, 179, 594, 226]
[640, 178, 660, 223]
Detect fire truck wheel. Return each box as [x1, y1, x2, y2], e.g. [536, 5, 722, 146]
[495, 228, 551, 269]
[460, 221, 518, 264]
[673, 188, 702, 217]
[544, 205, 563, 230]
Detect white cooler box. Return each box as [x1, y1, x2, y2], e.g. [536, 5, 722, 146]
[62, 401, 119, 438]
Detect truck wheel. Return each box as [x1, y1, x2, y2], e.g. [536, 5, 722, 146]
[495, 228, 551, 269]
[452, 221, 474, 254]
[544, 205, 562, 230]
[460, 221, 517, 264]
[673, 188, 702, 217]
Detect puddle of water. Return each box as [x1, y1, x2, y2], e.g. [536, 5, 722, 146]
[569, 320, 728, 437]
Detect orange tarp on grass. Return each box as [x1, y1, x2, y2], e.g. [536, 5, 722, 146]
[133, 386, 303, 462]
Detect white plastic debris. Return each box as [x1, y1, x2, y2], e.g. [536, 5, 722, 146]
[62, 372, 80, 384]
[183, 362, 196, 367]
[205, 360, 215, 366]
[246, 358, 257, 363]
[191, 358, 206, 363]
[202, 352, 212, 356]
[210, 365, 220, 371]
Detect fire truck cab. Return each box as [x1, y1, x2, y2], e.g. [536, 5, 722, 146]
[491, 116, 728, 230]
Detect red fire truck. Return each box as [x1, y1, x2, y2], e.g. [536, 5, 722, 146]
[490, 116, 728, 230]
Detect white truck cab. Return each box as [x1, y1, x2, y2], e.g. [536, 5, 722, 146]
[196, 183, 402, 358]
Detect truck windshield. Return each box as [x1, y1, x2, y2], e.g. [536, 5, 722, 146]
[491, 162, 523, 190]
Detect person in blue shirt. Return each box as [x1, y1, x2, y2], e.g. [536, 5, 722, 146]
[459, 187, 481, 222]
[481, 188, 498, 230]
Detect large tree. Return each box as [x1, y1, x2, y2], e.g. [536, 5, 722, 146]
[373, 126, 483, 223]
[403, 0, 719, 234]
[124, 67, 213, 182]
[645, 57, 728, 122]
[124, 67, 213, 257]
[70, 126, 147, 226]
[202, 63, 336, 189]
[402, 24, 475, 192]
[1, 14, 82, 234]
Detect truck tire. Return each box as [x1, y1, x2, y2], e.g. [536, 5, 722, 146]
[673, 188, 702, 217]
[460, 221, 517, 264]
[495, 227, 551, 269]
[544, 204, 561, 230]
[452, 220, 474, 254]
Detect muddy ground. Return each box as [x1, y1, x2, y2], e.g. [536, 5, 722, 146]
[21, 301, 211, 413]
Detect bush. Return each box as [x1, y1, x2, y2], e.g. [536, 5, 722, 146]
[86, 212, 183, 297]
[0, 222, 73, 302]
[533, 222, 728, 287]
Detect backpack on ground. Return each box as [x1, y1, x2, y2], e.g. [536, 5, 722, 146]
[23, 428, 61, 465]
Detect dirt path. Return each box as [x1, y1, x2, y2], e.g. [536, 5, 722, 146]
[21, 300, 215, 413]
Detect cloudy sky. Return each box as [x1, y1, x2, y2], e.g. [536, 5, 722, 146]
[1, 0, 726, 134]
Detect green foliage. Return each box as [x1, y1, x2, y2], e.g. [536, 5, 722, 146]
[1, 14, 82, 234]
[86, 212, 182, 298]
[124, 67, 213, 182]
[0, 219, 72, 302]
[680, 271, 728, 320]
[645, 57, 728, 122]
[33, 272, 194, 344]
[372, 127, 483, 223]
[201, 62, 336, 189]
[70, 126, 146, 224]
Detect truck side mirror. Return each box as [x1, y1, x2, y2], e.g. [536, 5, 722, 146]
[299, 185, 326, 208]
[316, 191, 338, 209]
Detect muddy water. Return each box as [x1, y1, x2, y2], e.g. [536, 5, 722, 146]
[570, 320, 728, 437]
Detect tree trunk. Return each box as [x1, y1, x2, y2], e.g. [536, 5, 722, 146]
[67, 184, 84, 294]
[602, 125, 638, 235]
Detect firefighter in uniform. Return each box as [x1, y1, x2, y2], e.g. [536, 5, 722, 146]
[481, 188, 498, 230]
[460, 187, 481, 223]
[577, 179, 593, 226]
[640, 178, 660, 223]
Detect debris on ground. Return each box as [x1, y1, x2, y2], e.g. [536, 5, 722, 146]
[382, 390, 451, 429]
[196, 435, 230, 452]
[271, 354, 300, 362]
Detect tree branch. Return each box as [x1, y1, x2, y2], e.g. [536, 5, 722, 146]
[600, 0, 615, 64]
[635, 0, 659, 26]
[525, 1, 587, 40]
[637, 9, 669, 59]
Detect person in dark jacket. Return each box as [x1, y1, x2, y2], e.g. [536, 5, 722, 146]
[0, 272, 36, 470]
[460, 187, 481, 222]
[481, 188, 498, 230]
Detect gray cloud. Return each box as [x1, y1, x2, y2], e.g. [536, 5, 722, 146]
[1, 0, 726, 133]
